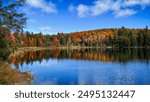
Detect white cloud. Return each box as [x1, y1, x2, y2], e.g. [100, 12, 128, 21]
[38, 26, 63, 34]
[124, 0, 150, 6]
[73, 0, 150, 18]
[26, 0, 57, 13]
[91, 0, 111, 16]
[77, 4, 90, 18]
[68, 4, 75, 12]
[114, 9, 137, 17]
[111, 1, 121, 11]
[39, 26, 51, 31]
[124, 0, 141, 6]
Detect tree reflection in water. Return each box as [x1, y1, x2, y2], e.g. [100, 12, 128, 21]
[10, 48, 150, 69]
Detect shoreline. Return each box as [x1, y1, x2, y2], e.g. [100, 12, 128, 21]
[3, 45, 146, 57]
[9, 46, 150, 58]
[9, 46, 113, 57]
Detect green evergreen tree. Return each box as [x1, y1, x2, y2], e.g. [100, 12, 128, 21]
[137, 30, 144, 46]
[130, 31, 137, 47]
[143, 26, 150, 47]
[0, 0, 26, 32]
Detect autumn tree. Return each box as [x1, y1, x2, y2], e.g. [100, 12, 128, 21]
[143, 26, 150, 47]
[137, 30, 144, 46]
[129, 31, 137, 46]
[0, 0, 26, 60]
[52, 37, 59, 46]
[0, 28, 11, 60]
[60, 35, 67, 46]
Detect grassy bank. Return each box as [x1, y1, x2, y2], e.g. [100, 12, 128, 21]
[0, 61, 32, 85]
[0, 47, 33, 85]
[0, 67, 31, 85]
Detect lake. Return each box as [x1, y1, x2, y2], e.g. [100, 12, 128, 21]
[10, 48, 150, 85]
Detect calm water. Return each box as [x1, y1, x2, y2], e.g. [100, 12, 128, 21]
[10, 48, 150, 85]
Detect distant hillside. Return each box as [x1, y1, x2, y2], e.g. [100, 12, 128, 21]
[59, 27, 150, 47]
[1, 26, 150, 60]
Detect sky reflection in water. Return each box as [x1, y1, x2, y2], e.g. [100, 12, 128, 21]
[11, 49, 150, 85]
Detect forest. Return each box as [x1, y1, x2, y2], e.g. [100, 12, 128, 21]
[1, 26, 150, 60]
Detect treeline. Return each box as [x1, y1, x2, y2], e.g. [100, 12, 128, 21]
[11, 26, 150, 48]
[0, 26, 150, 60]
[2, 26, 150, 48]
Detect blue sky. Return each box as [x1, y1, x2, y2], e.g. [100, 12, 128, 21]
[22, 0, 150, 34]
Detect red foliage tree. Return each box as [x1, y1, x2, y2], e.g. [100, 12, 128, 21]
[52, 37, 59, 46]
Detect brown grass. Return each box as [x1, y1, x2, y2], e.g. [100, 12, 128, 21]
[0, 67, 31, 85]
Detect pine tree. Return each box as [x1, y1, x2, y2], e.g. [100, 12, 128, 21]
[143, 26, 149, 47]
[0, 0, 26, 32]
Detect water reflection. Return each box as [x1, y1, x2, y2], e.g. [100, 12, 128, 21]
[10, 48, 150, 85]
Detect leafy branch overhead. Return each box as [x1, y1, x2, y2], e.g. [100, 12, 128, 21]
[0, 0, 27, 32]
